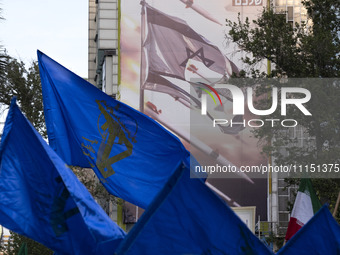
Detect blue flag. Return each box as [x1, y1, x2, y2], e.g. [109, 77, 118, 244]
[115, 162, 273, 255]
[277, 205, 340, 255]
[0, 99, 126, 255]
[37, 51, 187, 208]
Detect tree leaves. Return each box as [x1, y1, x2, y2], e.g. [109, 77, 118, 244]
[0, 57, 46, 137]
[226, 0, 340, 78]
[2, 231, 53, 255]
[225, 0, 340, 223]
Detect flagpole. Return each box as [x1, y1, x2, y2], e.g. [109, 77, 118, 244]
[139, 0, 146, 112]
[205, 182, 240, 207]
[333, 191, 340, 217]
[267, 0, 275, 240]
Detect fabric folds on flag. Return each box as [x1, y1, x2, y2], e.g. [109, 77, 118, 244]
[142, 3, 236, 81]
[37, 50, 187, 209]
[285, 178, 322, 241]
[0, 99, 126, 255]
[141, 3, 238, 105]
[277, 206, 340, 255]
[115, 162, 273, 255]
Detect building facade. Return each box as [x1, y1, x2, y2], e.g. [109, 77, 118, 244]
[88, 0, 124, 228]
[273, 0, 308, 26]
[88, 0, 119, 98]
[88, 0, 310, 242]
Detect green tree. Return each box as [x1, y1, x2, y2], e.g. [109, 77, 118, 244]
[226, 0, 339, 78]
[0, 57, 46, 136]
[0, 8, 9, 92]
[1, 231, 53, 255]
[0, 47, 6, 85]
[225, 0, 340, 223]
[71, 166, 118, 207]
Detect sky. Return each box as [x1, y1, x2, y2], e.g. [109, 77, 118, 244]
[0, 0, 88, 78]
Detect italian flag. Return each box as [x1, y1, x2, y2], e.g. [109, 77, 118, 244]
[285, 179, 322, 241]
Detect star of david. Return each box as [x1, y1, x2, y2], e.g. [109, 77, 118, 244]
[180, 47, 215, 68]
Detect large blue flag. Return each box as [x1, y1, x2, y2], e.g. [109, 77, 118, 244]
[115, 162, 273, 255]
[277, 205, 340, 255]
[37, 51, 187, 208]
[0, 99, 126, 255]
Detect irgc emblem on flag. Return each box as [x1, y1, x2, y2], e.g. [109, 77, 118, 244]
[81, 100, 137, 179]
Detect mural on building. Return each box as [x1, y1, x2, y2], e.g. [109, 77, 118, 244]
[120, 0, 268, 220]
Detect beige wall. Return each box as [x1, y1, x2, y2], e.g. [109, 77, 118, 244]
[88, 0, 119, 98]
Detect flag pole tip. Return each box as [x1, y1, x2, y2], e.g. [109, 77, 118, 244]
[37, 50, 45, 59]
[10, 97, 17, 106]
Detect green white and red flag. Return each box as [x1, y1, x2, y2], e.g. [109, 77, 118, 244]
[285, 178, 322, 241]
